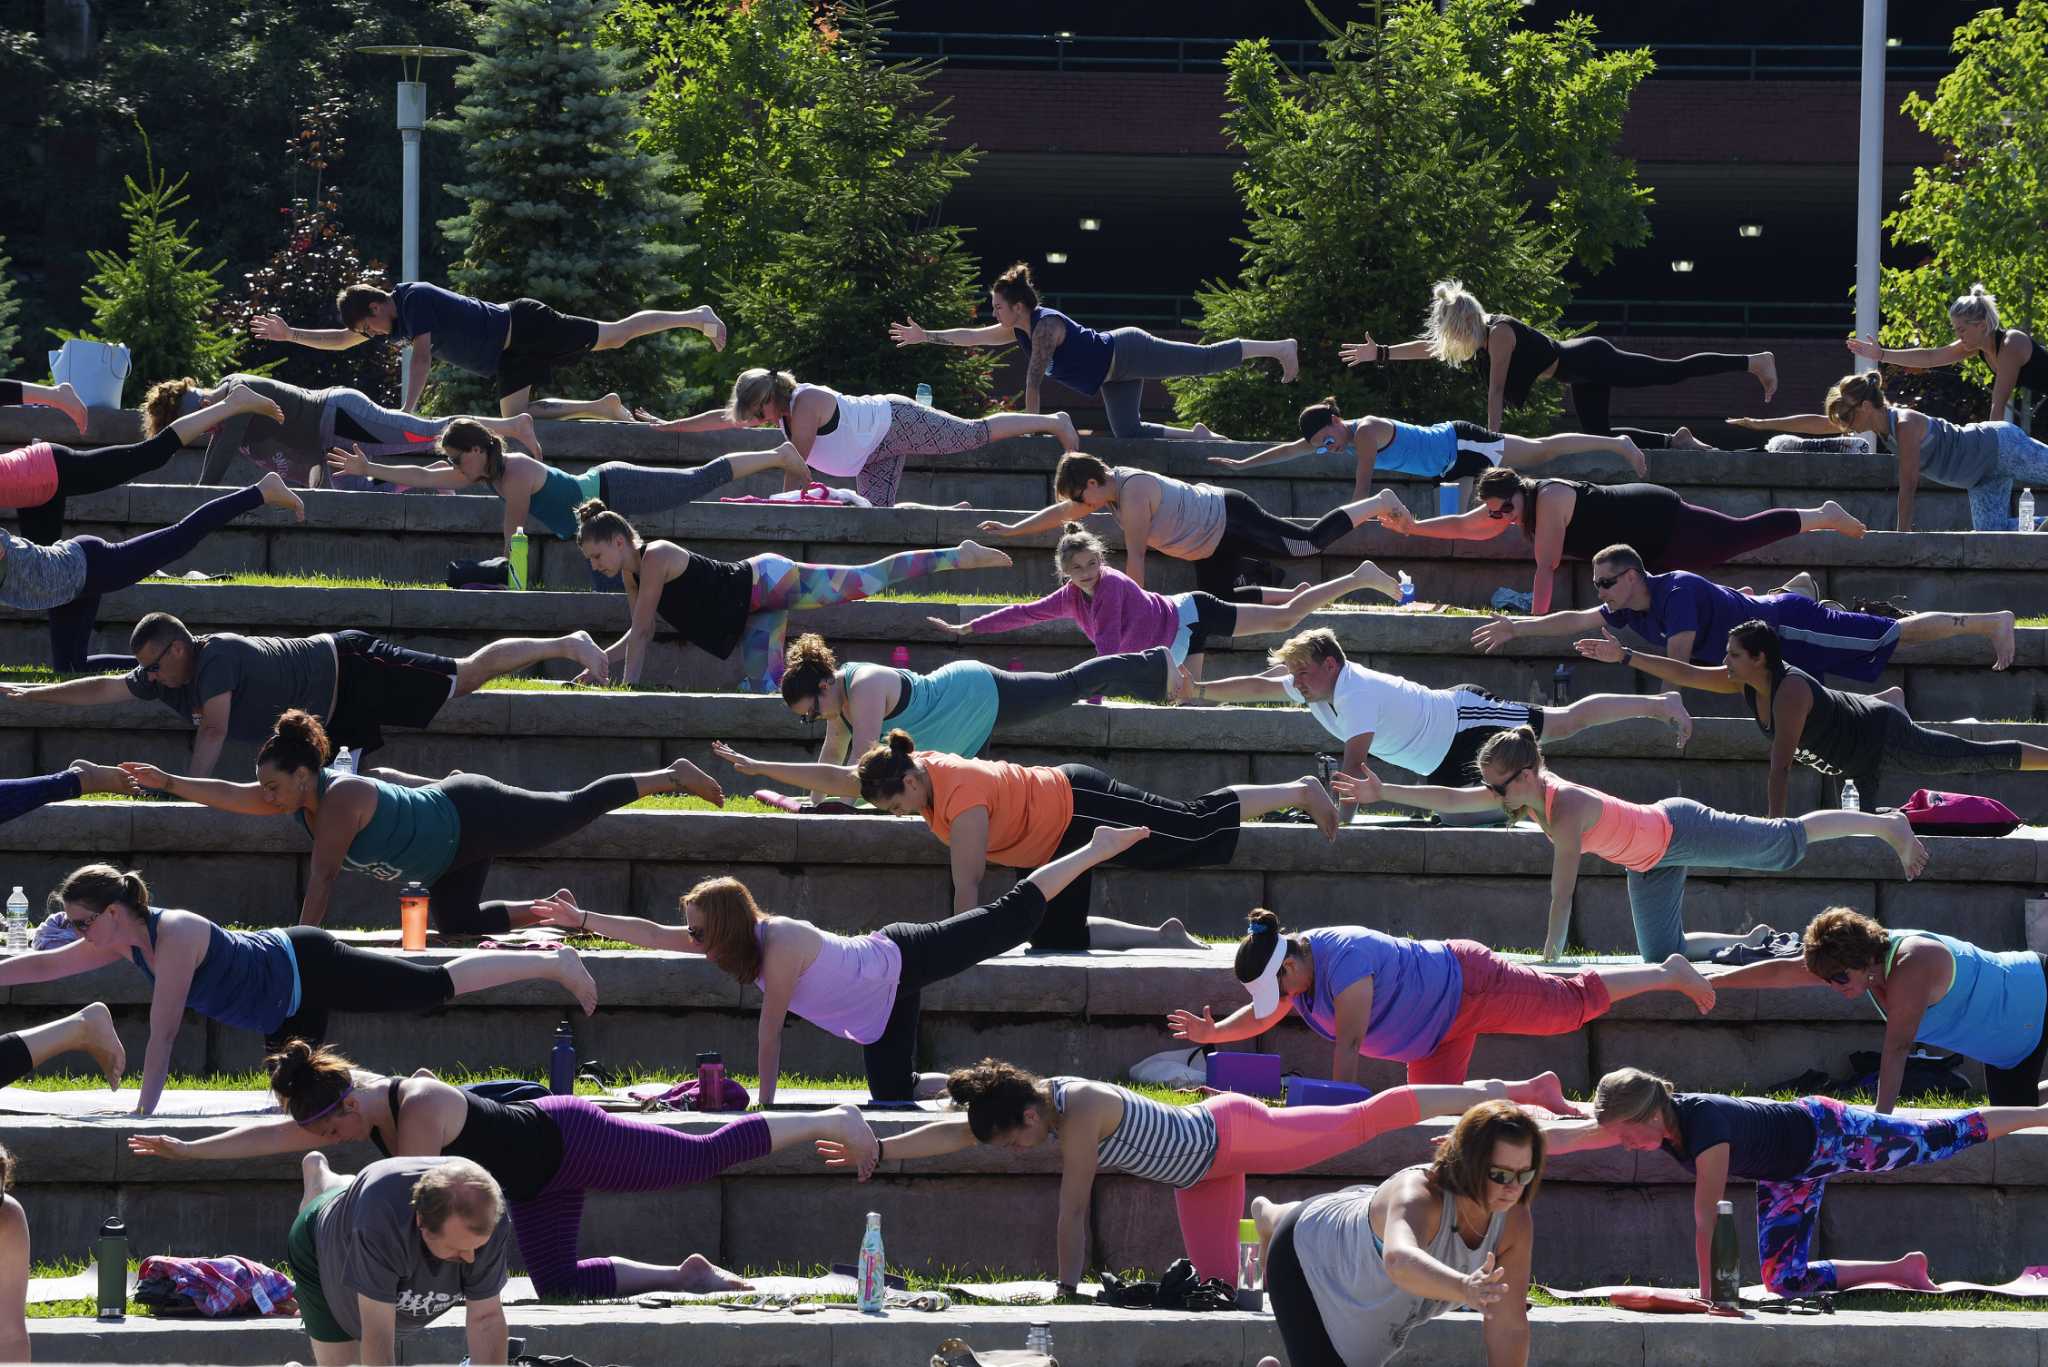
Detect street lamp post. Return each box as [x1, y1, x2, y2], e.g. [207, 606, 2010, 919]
[1854, 1, 1887, 346]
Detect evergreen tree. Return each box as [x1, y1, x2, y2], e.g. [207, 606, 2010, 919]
[436, 0, 699, 411]
[1169, 0, 1652, 436]
[0, 238, 20, 368]
[721, 2, 994, 412]
[55, 132, 244, 395]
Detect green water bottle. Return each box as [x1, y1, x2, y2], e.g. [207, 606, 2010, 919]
[95, 1214, 127, 1321]
[509, 525, 530, 590]
[1709, 1199, 1740, 1309]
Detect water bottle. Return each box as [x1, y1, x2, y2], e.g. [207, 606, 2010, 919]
[1025, 1322, 1053, 1355]
[914, 382, 934, 407]
[1551, 662, 1573, 706]
[332, 745, 357, 776]
[2021, 487, 2036, 531]
[891, 644, 911, 669]
[5, 886, 28, 954]
[1437, 481, 1460, 517]
[1397, 570, 1415, 606]
[856, 1211, 886, 1314]
[399, 881, 429, 952]
[1710, 1199, 1741, 1309]
[1840, 778, 1861, 812]
[548, 1019, 576, 1095]
[95, 1215, 128, 1321]
[1235, 1217, 1265, 1311]
[509, 525, 530, 590]
[695, 1050, 726, 1112]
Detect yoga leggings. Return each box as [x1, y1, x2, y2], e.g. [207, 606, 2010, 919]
[0, 1032, 32, 1089]
[1552, 336, 1750, 436]
[49, 482, 265, 671]
[269, 925, 457, 1046]
[865, 882, 1049, 1100]
[13, 429, 183, 545]
[1651, 502, 1803, 571]
[1758, 1096, 1988, 1294]
[1869, 710, 2023, 789]
[739, 546, 971, 691]
[1195, 489, 1358, 600]
[850, 401, 992, 507]
[1265, 1201, 1345, 1367]
[425, 773, 645, 936]
[511, 1096, 771, 1298]
[1178, 1089, 1424, 1281]
[987, 648, 1172, 724]
[1406, 941, 1613, 1085]
[0, 769, 81, 826]
[1100, 329, 1246, 439]
[598, 456, 741, 515]
[1034, 763, 1243, 951]
[1626, 799, 1809, 962]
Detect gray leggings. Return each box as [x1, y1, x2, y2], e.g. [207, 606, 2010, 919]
[597, 456, 740, 514]
[1860, 710, 2023, 792]
[987, 648, 1172, 726]
[1099, 329, 1245, 438]
[1625, 799, 1809, 962]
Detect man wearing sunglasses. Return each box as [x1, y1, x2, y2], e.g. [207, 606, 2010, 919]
[1470, 542, 2017, 679]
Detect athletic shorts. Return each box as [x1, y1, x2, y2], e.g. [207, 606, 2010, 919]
[287, 1185, 349, 1342]
[1421, 686, 1545, 785]
[1767, 593, 1901, 684]
[325, 630, 458, 753]
[1168, 591, 1239, 664]
[498, 298, 602, 400]
[1442, 422, 1509, 481]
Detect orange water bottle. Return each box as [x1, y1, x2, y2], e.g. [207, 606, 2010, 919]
[399, 882, 429, 952]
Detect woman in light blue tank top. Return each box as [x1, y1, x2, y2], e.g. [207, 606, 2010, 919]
[1820, 370, 2048, 529]
[1710, 907, 2048, 1110]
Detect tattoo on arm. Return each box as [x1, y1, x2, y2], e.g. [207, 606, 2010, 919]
[1027, 316, 1059, 391]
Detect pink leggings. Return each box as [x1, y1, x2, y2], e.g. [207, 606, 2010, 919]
[1405, 940, 1612, 1085]
[1174, 1088, 1423, 1280]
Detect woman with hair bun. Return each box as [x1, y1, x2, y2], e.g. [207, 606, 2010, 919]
[889, 261, 1298, 439]
[1846, 284, 2048, 426]
[1170, 909, 1712, 1088]
[634, 366, 1080, 508]
[534, 825, 1151, 1104]
[1349, 279, 1778, 436]
[818, 1057, 1567, 1294]
[121, 708, 726, 935]
[0, 862, 594, 1115]
[574, 498, 1011, 690]
[131, 1038, 878, 1299]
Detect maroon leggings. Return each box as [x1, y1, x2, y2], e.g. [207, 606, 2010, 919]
[1652, 504, 1801, 572]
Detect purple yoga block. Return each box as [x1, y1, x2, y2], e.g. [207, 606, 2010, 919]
[1205, 1051, 1283, 1097]
[1284, 1076, 1375, 1107]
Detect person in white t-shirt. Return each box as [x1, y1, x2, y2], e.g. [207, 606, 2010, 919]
[1185, 628, 1690, 823]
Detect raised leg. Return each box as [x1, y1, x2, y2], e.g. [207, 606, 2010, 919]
[526, 393, 633, 422]
[445, 945, 599, 1015]
[1794, 500, 1867, 537]
[1542, 690, 1692, 749]
[1798, 808, 1928, 877]
[452, 632, 609, 694]
[594, 306, 722, 351]
[1898, 609, 2017, 671]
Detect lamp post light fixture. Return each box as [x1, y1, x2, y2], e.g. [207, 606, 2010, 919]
[1737, 224, 1764, 238]
[1045, 251, 1070, 265]
[1670, 259, 1696, 273]
[1078, 217, 1102, 231]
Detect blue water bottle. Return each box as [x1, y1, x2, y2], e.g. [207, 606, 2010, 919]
[914, 382, 934, 407]
[549, 1019, 576, 1095]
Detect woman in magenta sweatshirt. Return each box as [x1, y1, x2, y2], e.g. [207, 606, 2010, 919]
[929, 525, 1397, 679]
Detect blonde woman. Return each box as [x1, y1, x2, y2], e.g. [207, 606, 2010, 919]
[1847, 285, 2048, 423]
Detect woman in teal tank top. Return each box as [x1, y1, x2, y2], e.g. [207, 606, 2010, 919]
[1710, 907, 2048, 1110]
[125, 709, 726, 936]
[1809, 369, 2048, 530]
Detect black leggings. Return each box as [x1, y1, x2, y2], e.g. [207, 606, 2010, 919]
[1653, 502, 1802, 571]
[1032, 763, 1243, 950]
[0, 1032, 32, 1089]
[13, 429, 183, 545]
[987, 649, 1171, 725]
[427, 773, 643, 936]
[1195, 489, 1358, 600]
[269, 926, 458, 1047]
[865, 882, 1049, 1100]
[1869, 710, 2024, 790]
[1265, 1202, 1345, 1367]
[1552, 336, 1750, 436]
[1985, 958, 2048, 1106]
[49, 482, 265, 671]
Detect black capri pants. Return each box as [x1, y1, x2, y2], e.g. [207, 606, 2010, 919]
[1265, 1201, 1346, 1367]
[425, 773, 644, 936]
[268, 926, 457, 1047]
[1195, 489, 1362, 600]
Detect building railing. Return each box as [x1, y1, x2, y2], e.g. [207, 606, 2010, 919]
[1043, 293, 1850, 337]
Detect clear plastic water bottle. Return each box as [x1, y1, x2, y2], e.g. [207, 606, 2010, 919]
[549, 1019, 576, 1095]
[914, 382, 934, 407]
[2021, 487, 2036, 532]
[1397, 570, 1415, 606]
[1026, 1322, 1053, 1355]
[5, 887, 28, 954]
[1235, 1217, 1265, 1311]
[1840, 778, 1861, 812]
[856, 1211, 886, 1314]
[509, 525, 530, 590]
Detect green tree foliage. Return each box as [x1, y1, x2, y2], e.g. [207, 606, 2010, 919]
[238, 100, 401, 403]
[0, 239, 20, 367]
[55, 135, 244, 396]
[720, 2, 993, 411]
[1169, 0, 1653, 436]
[1877, 1, 2048, 399]
[435, 0, 699, 412]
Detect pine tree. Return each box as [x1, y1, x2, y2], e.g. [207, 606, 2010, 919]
[238, 99, 402, 403]
[0, 238, 20, 368]
[720, 2, 994, 412]
[435, 0, 699, 411]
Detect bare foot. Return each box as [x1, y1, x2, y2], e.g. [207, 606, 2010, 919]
[594, 392, 633, 423]
[49, 382, 88, 434]
[953, 540, 1014, 571]
[256, 471, 307, 522]
[224, 382, 287, 425]
[1278, 338, 1300, 383]
[565, 630, 609, 683]
[1880, 812, 1930, 878]
[1818, 499, 1865, 538]
[1991, 609, 2017, 671]
[554, 945, 599, 1016]
[1350, 559, 1401, 601]
[1296, 776, 1340, 841]
[1669, 426, 1710, 451]
[1191, 422, 1228, 441]
[1617, 435, 1647, 477]
[1511, 1070, 1576, 1117]
[1752, 351, 1779, 403]
[1775, 572, 1819, 599]
[1088, 824, 1152, 859]
[1051, 411, 1080, 452]
[828, 1102, 881, 1180]
[697, 308, 728, 352]
[511, 412, 543, 459]
[677, 1252, 751, 1293]
[1153, 916, 1203, 951]
[68, 759, 131, 795]
[78, 1002, 126, 1089]
[300, 1151, 335, 1205]
[1658, 691, 1694, 749]
[1662, 953, 1717, 1014]
[668, 758, 726, 806]
[1888, 1251, 1940, 1293]
[1875, 685, 1906, 707]
[911, 1072, 950, 1100]
[1739, 924, 1776, 948]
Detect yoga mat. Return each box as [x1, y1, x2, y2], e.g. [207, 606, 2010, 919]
[25, 1268, 102, 1304]
[631, 1273, 857, 1306]
[0, 1087, 277, 1118]
[1542, 1267, 2048, 1302]
[324, 927, 566, 949]
[941, 1280, 1074, 1305]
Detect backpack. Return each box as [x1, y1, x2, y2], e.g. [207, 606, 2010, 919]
[1896, 789, 2022, 837]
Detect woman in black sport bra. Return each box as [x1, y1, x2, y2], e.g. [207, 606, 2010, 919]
[572, 499, 1012, 691]
[130, 1039, 883, 1299]
[1345, 280, 1779, 436]
[1848, 284, 2048, 427]
[1372, 467, 1863, 614]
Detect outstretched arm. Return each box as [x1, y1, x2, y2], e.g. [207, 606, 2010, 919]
[1846, 335, 1969, 371]
[708, 741, 861, 798]
[531, 891, 695, 952]
[119, 765, 277, 815]
[250, 314, 368, 352]
[977, 501, 1082, 539]
[1212, 436, 1313, 470]
[1727, 413, 1836, 436]
[0, 675, 133, 705]
[1574, 630, 1740, 693]
[1471, 607, 1606, 654]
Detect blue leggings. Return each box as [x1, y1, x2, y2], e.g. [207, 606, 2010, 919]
[0, 769, 80, 825]
[1963, 425, 2048, 530]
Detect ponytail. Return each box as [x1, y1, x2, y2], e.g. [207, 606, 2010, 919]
[574, 498, 640, 549]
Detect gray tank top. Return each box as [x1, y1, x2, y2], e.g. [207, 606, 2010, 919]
[1289, 1168, 1505, 1367]
[1887, 408, 2002, 490]
[1127, 468, 1228, 559]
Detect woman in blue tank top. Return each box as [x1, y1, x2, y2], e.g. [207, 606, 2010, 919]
[1710, 906, 2048, 1111]
[888, 261, 1299, 440]
[0, 863, 599, 1116]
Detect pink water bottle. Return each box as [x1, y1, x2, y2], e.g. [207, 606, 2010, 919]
[1009, 656, 1025, 672]
[696, 1051, 726, 1111]
[891, 645, 911, 668]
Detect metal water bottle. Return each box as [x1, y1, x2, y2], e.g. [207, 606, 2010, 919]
[509, 525, 531, 590]
[856, 1211, 886, 1314]
[95, 1215, 128, 1321]
[914, 382, 934, 407]
[1710, 1199, 1741, 1309]
[695, 1050, 726, 1112]
[548, 1019, 576, 1095]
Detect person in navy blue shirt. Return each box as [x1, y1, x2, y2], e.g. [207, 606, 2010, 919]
[252, 282, 725, 418]
[1472, 543, 2018, 680]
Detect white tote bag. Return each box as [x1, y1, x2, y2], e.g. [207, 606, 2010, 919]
[47, 340, 132, 410]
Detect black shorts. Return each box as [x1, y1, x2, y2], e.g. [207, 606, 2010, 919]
[497, 298, 601, 399]
[325, 630, 458, 753]
[1179, 591, 1239, 659]
[1421, 684, 1544, 785]
[1442, 421, 1508, 481]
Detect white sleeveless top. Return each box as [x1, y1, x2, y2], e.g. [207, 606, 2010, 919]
[791, 384, 895, 476]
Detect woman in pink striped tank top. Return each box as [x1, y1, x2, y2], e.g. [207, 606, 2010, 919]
[1342, 726, 1928, 964]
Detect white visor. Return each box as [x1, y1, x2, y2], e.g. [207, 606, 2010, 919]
[1244, 934, 1288, 1016]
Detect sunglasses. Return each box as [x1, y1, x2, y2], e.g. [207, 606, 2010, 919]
[1825, 969, 1855, 986]
[1313, 436, 1340, 456]
[1485, 502, 1515, 520]
[1488, 1165, 1537, 1187]
[683, 923, 706, 943]
[1482, 764, 1531, 797]
[1591, 573, 1625, 591]
[795, 701, 824, 725]
[63, 908, 98, 935]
